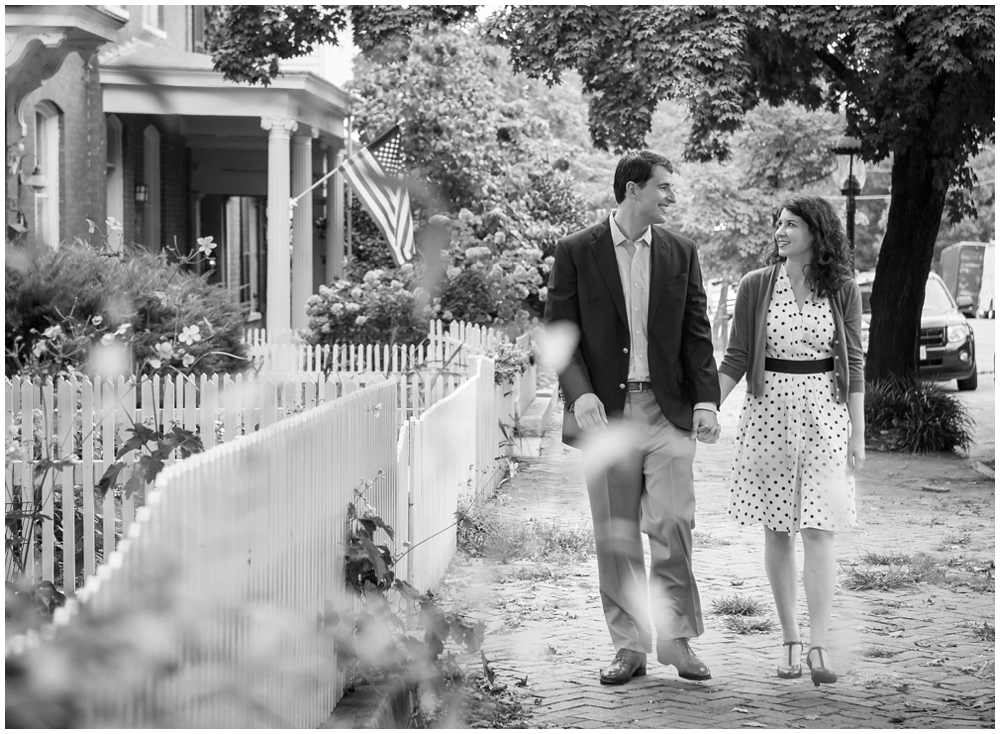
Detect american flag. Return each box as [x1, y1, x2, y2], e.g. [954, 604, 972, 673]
[342, 124, 415, 265]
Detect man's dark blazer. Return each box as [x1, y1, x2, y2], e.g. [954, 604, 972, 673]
[544, 217, 720, 446]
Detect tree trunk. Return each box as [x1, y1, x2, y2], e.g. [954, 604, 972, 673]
[864, 144, 949, 383]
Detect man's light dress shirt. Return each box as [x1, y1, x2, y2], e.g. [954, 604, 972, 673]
[609, 212, 717, 415]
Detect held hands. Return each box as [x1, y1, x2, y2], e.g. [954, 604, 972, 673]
[572, 393, 608, 432]
[692, 408, 720, 444]
[573, 394, 722, 443]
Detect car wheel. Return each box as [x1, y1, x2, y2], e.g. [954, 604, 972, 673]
[957, 370, 978, 391]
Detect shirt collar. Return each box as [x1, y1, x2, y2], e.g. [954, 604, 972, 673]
[609, 211, 651, 247]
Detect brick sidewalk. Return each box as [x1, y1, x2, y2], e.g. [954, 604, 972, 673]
[438, 378, 995, 729]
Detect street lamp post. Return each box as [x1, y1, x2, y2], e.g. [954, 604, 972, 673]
[832, 135, 862, 257]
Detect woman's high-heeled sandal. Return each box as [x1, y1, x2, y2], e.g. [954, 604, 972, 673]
[777, 641, 803, 679]
[806, 646, 838, 687]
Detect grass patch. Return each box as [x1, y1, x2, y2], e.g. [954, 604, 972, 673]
[843, 567, 914, 591]
[711, 594, 766, 616]
[533, 521, 594, 560]
[862, 646, 902, 659]
[456, 499, 594, 564]
[938, 531, 973, 549]
[860, 550, 911, 566]
[722, 615, 776, 635]
[954, 573, 996, 593]
[693, 531, 732, 547]
[843, 553, 944, 591]
[855, 673, 911, 692]
[502, 566, 570, 583]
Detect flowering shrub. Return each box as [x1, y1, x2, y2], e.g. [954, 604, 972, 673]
[434, 209, 546, 325]
[305, 266, 431, 346]
[485, 341, 532, 386]
[5, 222, 248, 378]
[305, 237, 545, 347]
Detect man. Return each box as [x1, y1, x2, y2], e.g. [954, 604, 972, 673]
[544, 150, 721, 684]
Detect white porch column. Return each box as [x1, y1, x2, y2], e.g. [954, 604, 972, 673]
[261, 116, 297, 339]
[326, 148, 346, 282]
[291, 127, 315, 331]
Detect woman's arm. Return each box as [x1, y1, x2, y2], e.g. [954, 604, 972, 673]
[847, 391, 866, 474]
[719, 373, 740, 407]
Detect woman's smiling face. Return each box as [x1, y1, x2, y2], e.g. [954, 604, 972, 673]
[774, 209, 814, 262]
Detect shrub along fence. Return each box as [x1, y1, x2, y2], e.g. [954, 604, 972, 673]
[10, 356, 504, 726]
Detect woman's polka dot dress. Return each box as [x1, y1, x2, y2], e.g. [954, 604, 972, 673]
[729, 265, 856, 533]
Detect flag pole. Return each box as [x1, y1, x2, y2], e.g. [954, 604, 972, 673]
[288, 118, 406, 212]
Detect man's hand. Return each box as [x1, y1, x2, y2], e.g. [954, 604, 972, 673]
[692, 408, 720, 443]
[572, 392, 608, 432]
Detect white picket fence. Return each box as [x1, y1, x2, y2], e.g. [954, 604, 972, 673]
[38, 380, 401, 727]
[403, 357, 501, 593]
[3, 369, 456, 594]
[10, 356, 506, 726]
[245, 319, 510, 374]
[245, 319, 537, 417]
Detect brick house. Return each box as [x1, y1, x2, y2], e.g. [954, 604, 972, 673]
[6, 5, 352, 336]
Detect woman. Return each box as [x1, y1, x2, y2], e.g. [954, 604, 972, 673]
[718, 195, 865, 687]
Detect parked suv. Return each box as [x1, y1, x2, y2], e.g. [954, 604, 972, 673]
[859, 272, 977, 391]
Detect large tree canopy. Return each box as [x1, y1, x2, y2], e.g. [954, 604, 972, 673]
[205, 5, 477, 86]
[485, 5, 995, 382]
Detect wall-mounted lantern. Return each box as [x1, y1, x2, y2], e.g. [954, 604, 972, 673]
[15, 154, 48, 193]
[134, 183, 149, 202]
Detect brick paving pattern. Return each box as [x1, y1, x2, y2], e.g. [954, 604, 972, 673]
[438, 368, 995, 729]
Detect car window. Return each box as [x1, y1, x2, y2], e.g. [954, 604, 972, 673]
[858, 277, 954, 315]
[923, 277, 955, 312]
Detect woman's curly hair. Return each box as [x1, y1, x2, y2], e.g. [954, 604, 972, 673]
[766, 195, 854, 298]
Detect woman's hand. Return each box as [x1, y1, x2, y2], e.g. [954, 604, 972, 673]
[847, 433, 866, 475]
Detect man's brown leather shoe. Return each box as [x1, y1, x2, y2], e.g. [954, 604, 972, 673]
[657, 637, 712, 681]
[599, 648, 647, 685]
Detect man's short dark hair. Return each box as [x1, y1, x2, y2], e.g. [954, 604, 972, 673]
[614, 151, 673, 204]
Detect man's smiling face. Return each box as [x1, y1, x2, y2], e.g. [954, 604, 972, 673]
[631, 165, 676, 227]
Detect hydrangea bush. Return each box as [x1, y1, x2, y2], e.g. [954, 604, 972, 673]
[305, 209, 548, 348]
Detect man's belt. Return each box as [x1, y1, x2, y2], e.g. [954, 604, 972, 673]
[626, 381, 653, 392]
[764, 357, 835, 374]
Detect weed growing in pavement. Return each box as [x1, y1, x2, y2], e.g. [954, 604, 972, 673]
[860, 550, 911, 566]
[711, 594, 766, 616]
[856, 672, 911, 692]
[693, 530, 732, 547]
[722, 615, 776, 634]
[862, 646, 902, 659]
[842, 553, 944, 591]
[938, 531, 974, 549]
[960, 659, 995, 680]
[456, 496, 594, 564]
[869, 600, 903, 616]
[502, 565, 570, 583]
[532, 521, 594, 560]
[844, 566, 914, 591]
[971, 621, 995, 642]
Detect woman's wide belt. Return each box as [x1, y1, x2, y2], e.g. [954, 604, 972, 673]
[764, 357, 835, 374]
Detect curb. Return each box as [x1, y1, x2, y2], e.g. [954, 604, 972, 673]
[971, 460, 995, 480]
[319, 682, 414, 729]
